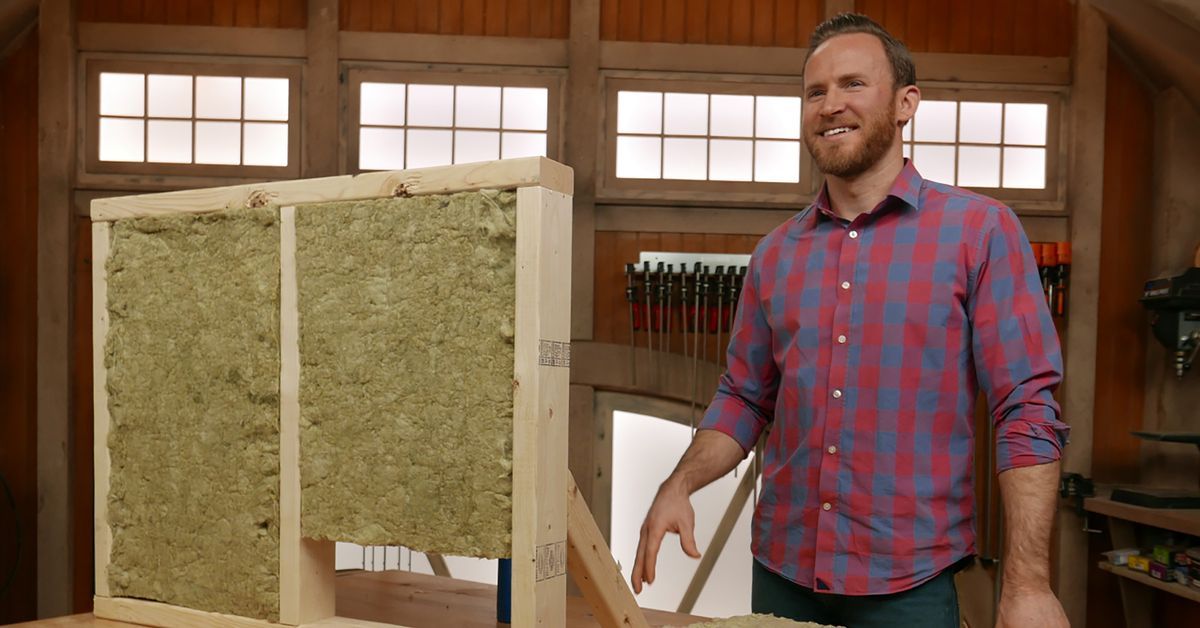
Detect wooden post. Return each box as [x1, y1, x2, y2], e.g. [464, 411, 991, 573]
[565, 0, 600, 341]
[91, 222, 112, 599]
[304, 0, 340, 177]
[511, 186, 574, 626]
[566, 472, 650, 628]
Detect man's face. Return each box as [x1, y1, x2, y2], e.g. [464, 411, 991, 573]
[802, 33, 904, 179]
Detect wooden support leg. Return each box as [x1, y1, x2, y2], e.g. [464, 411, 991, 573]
[567, 472, 651, 628]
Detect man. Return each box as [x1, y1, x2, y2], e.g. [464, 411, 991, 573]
[630, 14, 1070, 628]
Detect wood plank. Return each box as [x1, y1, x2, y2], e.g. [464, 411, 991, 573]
[530, 0, 554, 37]
[676, 459, 756, 614]
[600, 0, 618, 39]
[369, 0, 393, 32]
[484, 0, 506, 35]
[774, 0, 797, 48]
[706, 0, 731, 45]
[424, 553, 451, 578]
[440, 0, 463, 34]
[91, 158, 574, 221]
[91, 222, 112, 600]
[416, 0, 439, 33]
[511, 186, 573, 626]
[683, 0, 704, 44]
[966, 0, 990, 54]
[617, 0, 640, 40]
[1097, 562, 1200, 605]
[234, 0, 258, 26]
[1085, 496, 1200, 538]
[258, 0, 281, 27]
[1012, 0, 1036, 56]
[508, 0, 531, 36]
[552, 0, 569, 38]
[751, 0, 774, 47]
[642, 0, 664, 42]
[142, 0, 166, 23]
[188, 0, 214, 25]
[926, 0, 950, 53]
[1035, 0, 1058, 57]
[278, 206, 336, 625]
[78, 23, 307, 57]
[566, 472, 651, 628]
[662, 0, 685, 43]
[904, 0, 928, 52]
[463, 0, 486, 34]
[345, 0, 371, 30]
[857, 0, 885, 23]
[566, 0, 600, 340]
[595, 205, 794, 235]
[94, 597, 280, 628]
[213, 0, 236, 26]
[991, 0, 1015, 54]
[305, 0, 339, 179]
[118, 0, 141, 22]
[881, 0, 906, 43]
[37, 0, 75, 616]
[339, 30, 568, 64]
[568, 386, 598, 512]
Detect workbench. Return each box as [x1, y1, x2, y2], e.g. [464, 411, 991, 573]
[1085, 488, 1200, 627]
[10, 570, 706, 628]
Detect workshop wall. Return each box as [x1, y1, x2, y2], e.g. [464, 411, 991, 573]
[77, 0, 308, 28]
[0, 29, 38, 626]
[340, 0, 571, 37]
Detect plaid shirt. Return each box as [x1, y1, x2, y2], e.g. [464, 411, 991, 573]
[700, 160, 1068, 595]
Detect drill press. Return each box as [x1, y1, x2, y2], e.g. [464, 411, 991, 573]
[1140, 266, 1200, 378]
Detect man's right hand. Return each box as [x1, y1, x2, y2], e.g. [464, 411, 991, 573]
[630, 478, 701, 593]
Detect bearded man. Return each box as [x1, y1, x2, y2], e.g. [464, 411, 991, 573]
[630, 13, 1070, 628]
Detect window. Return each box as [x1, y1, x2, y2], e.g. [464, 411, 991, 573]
[86, 59, 301, 178]
[602, 76, 812, 206]
[348, 69, 562, 173]
[900, 89, 1063, 202]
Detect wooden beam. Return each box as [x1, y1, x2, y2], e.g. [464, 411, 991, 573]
[677, 460, 757, 614]
[77, 23, 306, 57]
[510, 186, 574, 626]
[1056, 2, 1108, 627]
[566, 472, 651, 628]
[339, 31, 568, 67]
[90, 158, 574, 221]
[823, 0, 856, 19]
[425, 553, 451, 578]
[305, 0, 340, 178]
[599, 41, 1070, 85]
[91, 222, 112, 599]
[569, 342, 724, 407]
[566, 0, 601, 340]
[95, 596, 281, 628]
[1092, 0, 1200, 109]
[279, 206, 336, 625]
[38, 0, 76, 617]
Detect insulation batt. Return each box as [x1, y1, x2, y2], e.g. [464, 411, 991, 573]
[675, 614, 843, 628]
[296, 191, 516, 558]
[105, 208, 281, 620]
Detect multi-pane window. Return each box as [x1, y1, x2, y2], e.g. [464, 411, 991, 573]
[614, 90, 804, 184]
[356, 81, 551, 171]
[97, 72, 292, 167]
[902, 98, 1053, 190]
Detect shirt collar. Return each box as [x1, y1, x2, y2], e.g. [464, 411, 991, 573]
[806, 159, 925, 225]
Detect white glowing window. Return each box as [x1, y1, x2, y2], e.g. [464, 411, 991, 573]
[615, 89, 803, 184]
[97, 70, 292, 168]
[904, 97, 1051, 191]
[357, 81, 551, 171]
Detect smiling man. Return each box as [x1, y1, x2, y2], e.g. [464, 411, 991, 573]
[630, 13, 1070, 628]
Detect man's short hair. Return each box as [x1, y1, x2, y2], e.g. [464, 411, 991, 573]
[806, 13, 917, 89]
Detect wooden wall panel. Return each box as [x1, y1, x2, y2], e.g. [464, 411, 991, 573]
[70, 216, 95, 613]
[340, 0, 570, 37]
[600, 0, 821, 47]
[79, 0, 307, 27]
[593, 229, 760, 363]
[855, 0, 1073, 56]
[0, 31, 40, 625]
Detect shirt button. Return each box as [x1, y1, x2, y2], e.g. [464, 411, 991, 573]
[840, 281, 850, 290]
[837, 334, 847, 344]
[822, 502, 832, 511]
[849, 230, 859, 239]
[832, 389, 842, 399]
[828, 445, 837, 454]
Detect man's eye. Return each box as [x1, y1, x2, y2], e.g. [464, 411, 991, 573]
[848, 80, 864, 88]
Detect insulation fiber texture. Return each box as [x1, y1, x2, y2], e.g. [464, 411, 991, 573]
[677, 615, 842, 628]
[297, 191, 516, 558]
[104, 208, 281, 620]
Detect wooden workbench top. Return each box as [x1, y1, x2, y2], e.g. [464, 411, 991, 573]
[9, 570, 708, 628]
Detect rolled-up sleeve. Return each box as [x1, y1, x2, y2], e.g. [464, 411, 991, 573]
[968, 206, 1069, 473]
[698, 254, 780, 454]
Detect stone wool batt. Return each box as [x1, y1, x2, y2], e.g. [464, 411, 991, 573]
[297, 190, 517, 558]
[676, 615, 842, 628]
[104, 208, 282, 621]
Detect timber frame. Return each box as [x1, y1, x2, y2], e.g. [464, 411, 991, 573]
[89, 157, 644, 628]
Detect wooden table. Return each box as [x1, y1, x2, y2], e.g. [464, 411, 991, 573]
[1085, 491, 1200, 628]
[9, 570, 708, 628]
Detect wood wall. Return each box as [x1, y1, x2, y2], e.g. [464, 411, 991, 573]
[855, 0, 1073, 56]
[599, 0, 823, 47]
[340, 0, 571, 37]
[0, 30, 40, 625]
[78, 0, 307, 27]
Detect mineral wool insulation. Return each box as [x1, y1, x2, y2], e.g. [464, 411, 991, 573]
[297, 191, 515, 558]
[104, 208, 281, 620]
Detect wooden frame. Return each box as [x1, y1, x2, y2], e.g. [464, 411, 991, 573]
[80, 56, 304, 182]
[342, 65, 566, 176]
[91, 158, 587, 627]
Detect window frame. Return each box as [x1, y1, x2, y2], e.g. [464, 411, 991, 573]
[343, 64, 565, 175]
[82, 56, 303, 181]
[600, 72, 818, 208]
[908, 84, 1067, 209]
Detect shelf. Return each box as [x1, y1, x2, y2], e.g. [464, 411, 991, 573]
[1084, 495, 1200, 537]
[1098, 562, 1200, 604]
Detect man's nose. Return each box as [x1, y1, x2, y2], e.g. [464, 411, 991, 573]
[820, 91, 846, 116]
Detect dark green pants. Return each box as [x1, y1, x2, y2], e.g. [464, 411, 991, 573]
[751, 560, 960, 628]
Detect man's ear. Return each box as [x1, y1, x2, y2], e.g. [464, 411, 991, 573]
[896, 85, 921, 129]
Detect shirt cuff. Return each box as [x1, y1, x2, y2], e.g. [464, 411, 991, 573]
[698, 392, 767, 454]
[995, 407, 1070, 473]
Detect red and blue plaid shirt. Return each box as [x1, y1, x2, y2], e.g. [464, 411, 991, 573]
[700, 160, 1068, 596]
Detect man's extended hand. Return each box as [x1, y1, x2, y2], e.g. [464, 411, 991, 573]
[630, 479, 701, 593]
[996, 588, 1068, 628]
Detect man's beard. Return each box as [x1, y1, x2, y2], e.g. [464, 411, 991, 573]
[804, 101, 897, 179]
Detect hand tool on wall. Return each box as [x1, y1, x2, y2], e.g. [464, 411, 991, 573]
[1041, 243, 1057, 312]
[655, 262, 667, 362]
[1054, 242, 1071, 318]
[690, 262, 703, 434]
[679, 265, 690, 362]
[643, 261, 653, 375]
[723, 266, 738, 335]
[664, 264, 674, 357]
[700, 265, 711, 370]
[625, 263, 638, 385]
[714, 266, 726, 366]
